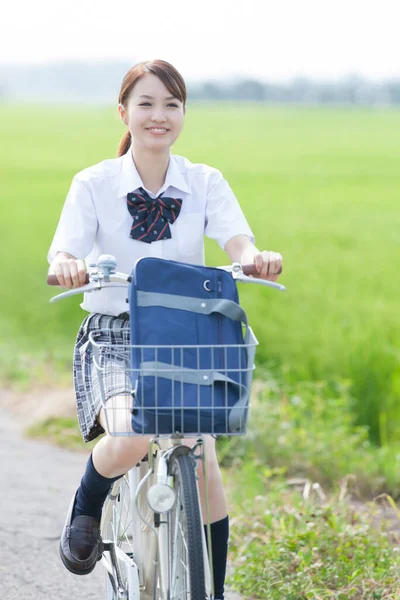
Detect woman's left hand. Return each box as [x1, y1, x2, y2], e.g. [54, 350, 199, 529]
[253, 251, 283, 281]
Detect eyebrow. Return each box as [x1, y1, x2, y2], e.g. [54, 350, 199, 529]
[138, 95, 178, 101]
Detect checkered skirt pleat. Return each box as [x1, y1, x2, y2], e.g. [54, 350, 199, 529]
[74, 312, 131, 442]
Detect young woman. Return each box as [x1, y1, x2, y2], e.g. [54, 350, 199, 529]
[48, 59, 282, 600]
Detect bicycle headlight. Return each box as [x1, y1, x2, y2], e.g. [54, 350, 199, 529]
[147, 483, 176, 513]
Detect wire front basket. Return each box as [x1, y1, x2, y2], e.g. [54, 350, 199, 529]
[89, 328, 258, 437]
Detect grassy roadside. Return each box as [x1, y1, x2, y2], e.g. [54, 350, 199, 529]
[218, 375, 400, 501]
[227, 480, 400, 599]
[27, 417, 98, 452]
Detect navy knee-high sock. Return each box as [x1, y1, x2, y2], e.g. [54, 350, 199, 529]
[204, 516, 229, 600]
[72, 454, 124, 523]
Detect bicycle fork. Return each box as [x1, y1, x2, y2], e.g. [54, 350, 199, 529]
[103, 540, 139, 599]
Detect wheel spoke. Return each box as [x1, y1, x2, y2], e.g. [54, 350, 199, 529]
[104, 475, 135, 599]
[171, 483, 189, 597]
[178, 521, 189, 555]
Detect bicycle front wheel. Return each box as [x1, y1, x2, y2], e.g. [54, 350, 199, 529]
[168, 448, 207, 600]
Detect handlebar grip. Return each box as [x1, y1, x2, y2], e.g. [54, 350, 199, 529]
[242, 264, 283, 276]
[47, 273, 90, 286]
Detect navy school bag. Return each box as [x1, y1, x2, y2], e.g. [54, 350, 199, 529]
[128, 257, 257, 435]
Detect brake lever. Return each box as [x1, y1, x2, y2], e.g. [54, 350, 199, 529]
[49, 282, 101, 304]
[49, 280, 130, 304]
[234, 275, 286, 292]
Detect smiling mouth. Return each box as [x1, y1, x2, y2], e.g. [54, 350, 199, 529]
[146, 127, 169, 133]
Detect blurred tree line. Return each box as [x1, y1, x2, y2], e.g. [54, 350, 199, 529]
[189, 75, 400, 105]
[0, 61, 399, 105]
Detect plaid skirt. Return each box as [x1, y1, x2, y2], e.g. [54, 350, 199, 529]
[74, 312, 131, 442]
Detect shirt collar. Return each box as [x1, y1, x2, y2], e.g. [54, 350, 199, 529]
[118, 149, 191, 198]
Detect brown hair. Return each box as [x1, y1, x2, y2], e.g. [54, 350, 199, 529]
[117, 60, 187, 157]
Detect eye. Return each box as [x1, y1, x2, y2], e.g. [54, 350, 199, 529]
[167, 103, 179, 108]
[139, 102, 151, 106]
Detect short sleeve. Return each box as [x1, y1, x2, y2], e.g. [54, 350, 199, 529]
[204, 170, 255, 250]
[47, 176, 98, 263]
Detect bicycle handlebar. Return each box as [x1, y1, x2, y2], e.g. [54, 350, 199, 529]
[46, 256, 285, 304]
[46, 263, 282, 287]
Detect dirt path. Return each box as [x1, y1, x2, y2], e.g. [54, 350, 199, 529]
[0, 410, 104, 599]
[0, 389, 243, 599]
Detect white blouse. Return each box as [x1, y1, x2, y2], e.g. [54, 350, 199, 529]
[48, 149, 255, 316]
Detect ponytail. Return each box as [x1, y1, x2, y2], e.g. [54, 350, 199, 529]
[117, 131, 132, 157]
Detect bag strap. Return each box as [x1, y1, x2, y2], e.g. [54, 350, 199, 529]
[137, 360, 250, 432]
[137, 291, 250, 341]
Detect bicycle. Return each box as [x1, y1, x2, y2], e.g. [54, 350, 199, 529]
[48, 255, 285, 600]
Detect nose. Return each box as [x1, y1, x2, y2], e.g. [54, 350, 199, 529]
[150, 106, 167, 123]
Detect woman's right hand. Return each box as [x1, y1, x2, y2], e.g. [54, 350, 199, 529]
[49, 253, 87, 289]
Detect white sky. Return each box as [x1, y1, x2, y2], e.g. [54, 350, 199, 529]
[1, 0, 399, 81]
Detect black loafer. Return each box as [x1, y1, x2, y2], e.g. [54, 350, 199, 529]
[59, 490, 104, 575]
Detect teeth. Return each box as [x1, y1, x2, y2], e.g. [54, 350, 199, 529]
[148, 128, 167, 132]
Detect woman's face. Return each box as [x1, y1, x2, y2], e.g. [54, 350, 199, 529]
[118, 73, 185, 152]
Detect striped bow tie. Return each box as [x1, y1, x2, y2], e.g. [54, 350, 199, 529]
[127, 187, 183, 244]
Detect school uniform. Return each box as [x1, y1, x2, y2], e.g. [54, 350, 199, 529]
[48, 149, 254, 441]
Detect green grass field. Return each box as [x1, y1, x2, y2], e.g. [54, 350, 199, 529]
[0, 103, 399, 446]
